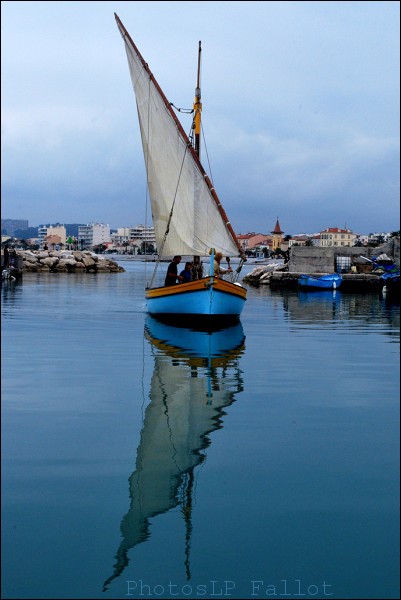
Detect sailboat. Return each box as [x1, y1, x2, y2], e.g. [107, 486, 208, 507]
[115, 14, 247, 319]
[102, 316, 245, 591]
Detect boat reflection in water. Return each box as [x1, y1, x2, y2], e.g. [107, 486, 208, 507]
[103, 316, 245, 591]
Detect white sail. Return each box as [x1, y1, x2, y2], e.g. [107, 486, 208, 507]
[116, 17, 240, 258]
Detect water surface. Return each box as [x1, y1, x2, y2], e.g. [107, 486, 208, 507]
[1, 262, 399, 599]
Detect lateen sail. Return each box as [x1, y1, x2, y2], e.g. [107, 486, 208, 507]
[115, 15, 241, 258]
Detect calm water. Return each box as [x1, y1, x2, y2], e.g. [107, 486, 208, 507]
[1, 261, 399, 600]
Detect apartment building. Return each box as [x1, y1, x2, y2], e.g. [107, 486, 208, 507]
[110, 225, 156, 251]
[237, 233, 270, 252]
[38, 224, 67, 246]
[320, 227, 356, 247]
[78, 223, 111, 249]
[129, 225, 156, 245]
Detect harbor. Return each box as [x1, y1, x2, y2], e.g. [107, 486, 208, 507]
[243, 240, 400, 294]
[1, 3, 399, 597]
[2, 237, 399, 295]
[2, 259, 399, 600]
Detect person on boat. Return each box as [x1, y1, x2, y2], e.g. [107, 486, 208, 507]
[3, 245, 10, 268]
[8, 246, 18, 266]
[214, 252, 233, 278]
[179, 262, 192, 283]
[191, 256, 203, 280]
[164, 255, 184, 286]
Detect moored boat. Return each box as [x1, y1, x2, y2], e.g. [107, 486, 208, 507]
[298, 273, 342, 290]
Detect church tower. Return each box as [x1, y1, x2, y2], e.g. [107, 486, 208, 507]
[271, 218, 283, 252]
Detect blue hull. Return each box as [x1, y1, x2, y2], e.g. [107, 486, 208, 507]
[146, 277, 247, 318]
[298, 274, 342, 290]
[145, 315, 245, 358]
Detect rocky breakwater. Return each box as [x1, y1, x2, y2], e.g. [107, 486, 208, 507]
[20, 250, 125, 273]
[242, 262, 287, 286]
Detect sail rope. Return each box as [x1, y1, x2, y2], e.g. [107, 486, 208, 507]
[144, 77, 152, 287]
[170, 102, 193, 114]
[200, 123, 245, 282]
[200, 121, 214, 188]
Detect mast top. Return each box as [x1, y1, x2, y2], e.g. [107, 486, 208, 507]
[193, 41, 202, 158]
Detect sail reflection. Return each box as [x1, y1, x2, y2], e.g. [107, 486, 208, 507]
[103, 317, 245, 591]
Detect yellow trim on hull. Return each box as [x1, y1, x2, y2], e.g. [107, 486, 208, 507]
[144, 331, 245, 367]
[145, 277, 247, 301]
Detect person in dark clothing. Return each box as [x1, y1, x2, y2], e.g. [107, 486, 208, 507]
[164, 255, 183, 286]
[179, 262, 192, 283]
[3, 245, 10, 268]
[8, 246, 17, 268]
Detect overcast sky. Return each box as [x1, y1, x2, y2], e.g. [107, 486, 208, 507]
[1, 0, 400, 235]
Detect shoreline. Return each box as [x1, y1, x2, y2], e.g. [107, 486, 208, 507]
[1, 249, 125, 276]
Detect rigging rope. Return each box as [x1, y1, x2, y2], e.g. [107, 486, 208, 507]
[170, 102, 193, 114]
[144, 77, 152, 287]
[201, 121, 214, 187]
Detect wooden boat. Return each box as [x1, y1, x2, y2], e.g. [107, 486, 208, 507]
[102, 317, 245, 590]
[298, 273, 342, 290]
[115, 14, 247, 319]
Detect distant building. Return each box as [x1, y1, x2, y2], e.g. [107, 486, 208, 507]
[271, 218, 284, 252]
[367, 232, 392, 245]
[129, 225, 156, 246]
[38, 224, 66, 247]
[320, 227, 356, 247]
[111, 227, 131, 246]
[1, 219, 29, 236]
[110, 225, 156, 252]
[237, 233, 270, 252]
[288, 235, 309, 247]
[78, 223, 111, 250]
[46, 234, 63, 250]
[47, 225, 66, 245]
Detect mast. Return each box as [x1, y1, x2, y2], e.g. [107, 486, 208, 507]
[192, 41, 203, 279]
[193, 42, 202, 159]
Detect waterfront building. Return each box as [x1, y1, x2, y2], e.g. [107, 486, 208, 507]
[47, 225, 66, 245]
[110, 225, 156, 253]
[129, 225, 156, 246]
[237, 233, 271, 252]
[38, 224, 67, 247]
[78, 223, 111, 250]
[320, 227, 356, 247]
[288, 235, 309, 247]
[111, 228, 131, 246]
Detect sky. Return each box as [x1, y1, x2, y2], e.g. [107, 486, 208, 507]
[1, 0, 400, 236]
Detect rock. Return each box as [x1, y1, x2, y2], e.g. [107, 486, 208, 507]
[243, 263, 287, 285]
[17, 250, 125, 273]
[23, 254, 39, 264]
[41, 257, 59, 268]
